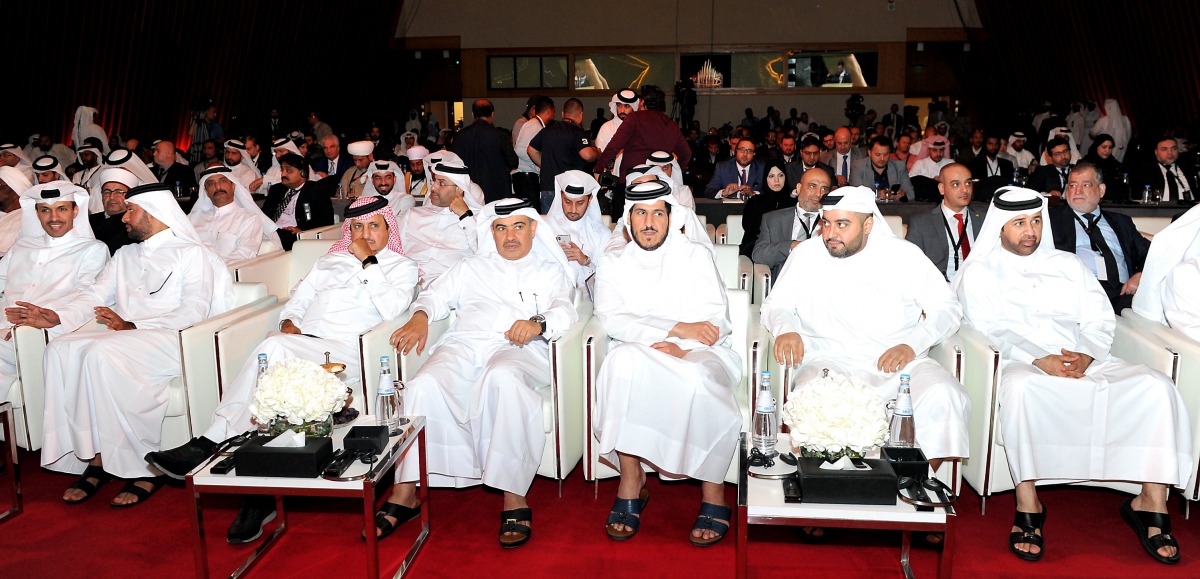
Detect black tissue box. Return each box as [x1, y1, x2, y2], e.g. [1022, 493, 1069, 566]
[234, 434, 333, 478]
[797, 457, 897, 505]
[882, 446, 929, 481]
[343, 425, 389, 456]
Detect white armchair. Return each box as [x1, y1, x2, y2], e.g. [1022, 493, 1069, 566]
[394, 300, 594, 494]
[954, 320, 1169, 514]
[582, 288, 769, 485]
[714, 214, 745, 246]
[713, 244, 753, 297]
[232, 239, 336, 300]
[6, 282, 275, 451]
[297, 223, 344, 240]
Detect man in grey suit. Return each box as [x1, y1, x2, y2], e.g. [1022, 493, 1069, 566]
[905, 162, 985, 281]
[819, 127, 865, 187]
[784, 136, 836, 192]
[752, 165, 832, 283]
[849, 135, 914, 201]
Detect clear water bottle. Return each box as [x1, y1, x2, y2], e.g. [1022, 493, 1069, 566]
[255, 354, 270, 434]
[752, 370, 778, 458]
[888, 373, 916, 447]
[1141, 185, 1151, 204]
[376, 356, 401, 435]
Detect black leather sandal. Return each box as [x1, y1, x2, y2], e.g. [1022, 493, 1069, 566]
[64, 464, 115, 504]
[1120, 498, 1180, 564]
[367, 501, 421, 542]
[499, 507, 532, 548]
[1008, 504, 1046, 562]
[110, 475, 169, 508]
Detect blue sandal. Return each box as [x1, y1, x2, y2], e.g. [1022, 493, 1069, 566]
[690, 502, 732, 547]
[605, 486, 650, 541]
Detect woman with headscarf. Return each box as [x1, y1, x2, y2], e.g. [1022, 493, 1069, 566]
[739, 158, 791, 258]
[1083, 134, 1127, 200]
[1090, 99, 1132, 163]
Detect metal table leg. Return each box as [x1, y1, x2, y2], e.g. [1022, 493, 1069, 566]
[0, 403, 21, 525]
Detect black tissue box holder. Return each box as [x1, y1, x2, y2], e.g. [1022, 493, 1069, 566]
[797, 457, 897, 505]
[882, 446, 929, 481]
[343, 425, 389, 456]
[234, 434, 333, 478]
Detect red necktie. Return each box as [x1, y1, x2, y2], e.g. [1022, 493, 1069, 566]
[739, 168, 747, 186]
[955, 213, 970, 259]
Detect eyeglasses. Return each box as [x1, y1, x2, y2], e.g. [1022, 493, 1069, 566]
[736, 147, 755, 153]
[100, 189, 128, 197]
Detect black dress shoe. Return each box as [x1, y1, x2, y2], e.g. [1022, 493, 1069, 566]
[145, 437, 217, 480]
[228, 496, 277, 545]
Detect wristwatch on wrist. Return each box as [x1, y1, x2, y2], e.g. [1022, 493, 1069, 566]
[361, 255, 379, 268]
[458, 209, 474, 221]
[529, 314, 546, 335]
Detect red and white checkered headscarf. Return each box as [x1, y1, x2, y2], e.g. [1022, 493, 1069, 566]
[327, 195, 404, 255]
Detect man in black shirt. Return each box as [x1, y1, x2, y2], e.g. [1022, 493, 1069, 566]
[455, 99, 519, 203]
[88, 168, 141, 255]
[528, 98, 600, 212]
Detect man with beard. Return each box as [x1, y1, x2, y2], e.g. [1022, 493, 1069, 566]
[546, 170, 610, 292]
[753, 165, 832, 282]
[26, 134, 76, 169]
[223, 140, 261, 189]
[70, 143, 104, 188]
[783, 136, 836, 191]
[379, 198, 576, 548]
[192, 140, 220, 181]
[849, 136, 914, 201]
[762, 187, 969, 472]
[394, 160, 481, 288]
[88, 168, 143, 255]
[592, 179, 741, 547]
[32, 156, 70, 184]
[260, 153, 334, 250]
[359, 160, 415, 218]
[906, 163, 986, 281]
[188, 167, 276, 263]
[339, 141, 375, 199]
[402, 146, 430, 199]
[13, 183, 233, 508]
[0, 182, 109, 403]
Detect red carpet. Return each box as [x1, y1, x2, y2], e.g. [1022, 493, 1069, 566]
[1, 448, 1198, 578]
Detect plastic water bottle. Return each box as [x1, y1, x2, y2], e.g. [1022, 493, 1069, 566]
[752, 370, 778, 458]
[888, 373, 916, 447]
[376, 356, 401, 435]
[255, 354, 270, 434]
[1141, 185, 1151, 204]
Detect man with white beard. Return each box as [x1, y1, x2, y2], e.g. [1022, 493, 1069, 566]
[592, 180, 741, 547]
[11, 183, 233, 508]
[379, 198, 576, 548]
[761, 186, 969, 470]
[953, 187, 1190, 564]
[188, 167, 277, 263]
[545, 170, 610, 292]
[0, 182, 108, 401]
[147, 195, 418, 543]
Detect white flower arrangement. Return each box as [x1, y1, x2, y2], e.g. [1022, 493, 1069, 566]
[781, 370, 889, 459]
[250, 358, 349, 426]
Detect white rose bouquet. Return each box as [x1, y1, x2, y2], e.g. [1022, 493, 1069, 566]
[781, 370, 888, 461]
[250, 358, 349, 427]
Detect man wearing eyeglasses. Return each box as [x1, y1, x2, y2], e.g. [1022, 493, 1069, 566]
[703, 139, 763, 199]
[1027, 136, 1074, 199]
[88, 168, 142, 255]
[753, 166, 832, 282]
[394, 161, 480, 288]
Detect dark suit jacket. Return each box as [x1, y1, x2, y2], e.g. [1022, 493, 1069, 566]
[1129, 162, 1199, 201]
[966, 155, 1016, 203]
[752, 205, 818, 282]
[155, 162, 197, 191]
[704, 158, 764, 197]
[310, 155, 352, 182]
[848, 158, 914, 199]
[455, 118, 519, 203]
[1049, 204, 1151, 310]
[261, 181, 335, 250]
[1028, 164, 1071, 195]
[820, 148, 866, 180]
[253, 153, 273, 176]
[783, 161, 834, 191]
[904, 204, 986, 280]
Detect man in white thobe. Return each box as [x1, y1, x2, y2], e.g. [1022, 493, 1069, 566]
[593, 179, 742, 547]
[1133, 204, 1200, 341]
[762, 186, 970, 466]
[0, 167, 33, 256]
[402, 145, 430, 200]
[0, 182, 108, 401]
[223, 140, 261, 189]
[360, 160, 416, 219]
[32, 155, 71, 184]
[381, 198, 577, 548]
[953, 187, 1191, 564]
[71, 145, 104, 189]
[147, 195, 418, 543]
[188, 167, 275, 263]
[547, 170, 610, 293]
[645, 150, 696, 209]
[0, 143, 35, 182]
[603, 167, 712, 254]
[395, 160, 481, 288]
[11, 183, 233, 508]
[340, 141, 374, 199]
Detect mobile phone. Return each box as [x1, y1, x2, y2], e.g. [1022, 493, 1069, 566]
[556, 234, 571, 246]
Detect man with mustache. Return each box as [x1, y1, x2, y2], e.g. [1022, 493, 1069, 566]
[0, 182, 108, 404]
[953, 187, 1189, 565]
[762, 186, 969, 474]
[188, 167, 277, 263]
[593, 179, 741, 547]
[380, 198, 576, 548]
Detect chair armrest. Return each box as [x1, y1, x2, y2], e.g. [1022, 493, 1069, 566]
[232, 251, 292, 300]
[214, 301, 288, 393]
[929, 332, 965, 382]
[228, 249, 284, 272]
[357, 315, 410, 415]
[547, 301, 593, 476]
[705, 223, 717, 243]
[297, 224, 342, 240]
[396, 307, 454, 381]
[736, 255, 753, 292]
[752, 263, 771, 303]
